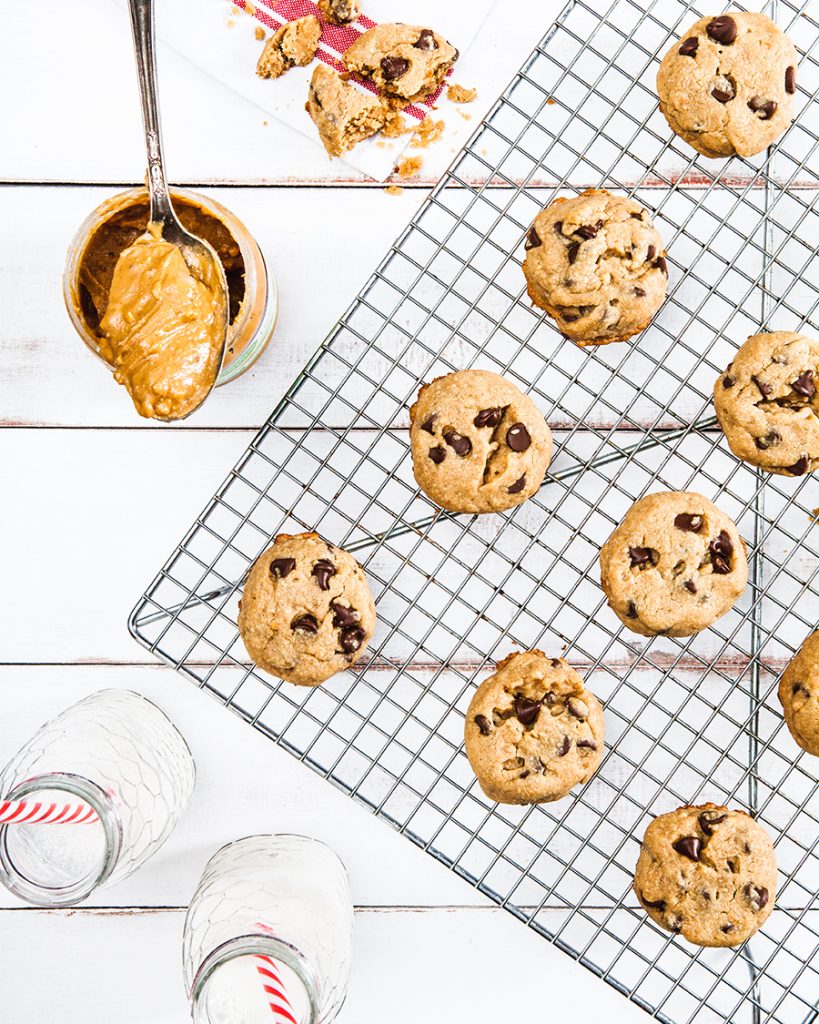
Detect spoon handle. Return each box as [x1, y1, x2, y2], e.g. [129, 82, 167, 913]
[128, 0, 174, 225]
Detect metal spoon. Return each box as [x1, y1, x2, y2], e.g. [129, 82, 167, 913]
[127, 0, 229, 411]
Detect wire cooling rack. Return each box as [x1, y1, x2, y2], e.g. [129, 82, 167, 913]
[131, 1, 819, 1021]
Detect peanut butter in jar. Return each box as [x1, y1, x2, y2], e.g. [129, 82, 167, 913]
[64, 188, 278, 419]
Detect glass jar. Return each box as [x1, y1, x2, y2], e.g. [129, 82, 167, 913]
[183, 835, 354, 1024]
[0, 689, 195, 907]
[63, 186, 278, 391]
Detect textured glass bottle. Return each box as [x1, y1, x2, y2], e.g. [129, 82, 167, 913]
[183, 835, 354, 1024]
[0, 689, 195, 906]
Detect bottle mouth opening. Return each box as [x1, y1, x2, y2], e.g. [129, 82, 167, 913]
[0, 773, 121, 907]
[191, 935, 319, 1024]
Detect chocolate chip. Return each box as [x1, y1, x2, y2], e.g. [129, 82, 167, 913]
[331, 603, 358, 628]
[679, 36, 699, 57]
[698, 810, 728, 836]
[634, 287, 646, 297]
[655, 256, 668, 275]
[755, 430, 781, 450]
[519, 769, 530, 779]
[339, 625, 365, 655]
[786, 66, 796, 94]
[793, 682, 810, 698]
[673, 836, 702, 861]
[674, 512, 703, 533]
[786, 455, 810, 476]
[553, 220, 563, 235]
[514, 696, 541, 728]
[721, 924, 734, 933]
[752, 374, 772, 397]
[269, 557, 296, 579]
[707, 15, 737, 44]
[627, 600, 638, 618]
[745, 884, 769, 910]
[630, 211, 644, 220]
[543, 690, 556, 705]
[576, 222, 600, 240]
[792, 370, 815, 398]
[292, 614, 318, 634]
[474, 714, 491, 736]
[443, 429, 471, 457]
[507, 475, 527, 494]
[506, 423, 531, 452]
[428, 446, 445, 464]
[414, 28, 437, 50]
[421, 415, 436, 434]
[684, 580, 697, 594]
[748, 96, 777, 120]
[567, 242, 580, 264]
[709, 530, 733, 574]
[629, 546, 655, 568]
[558, 735, 571, 756]
[473, 407, 503, 428]
[711, 86, 735, 104]
[380, 56, 409, 80]
[641, 892, 666, 911]
[577, 739, 597, 750]
[667, 914, 683, 934]
[647, 244, 656, 261]
[524, 226, 542, 250]
[722, 374, 736, 389]
[311, 559, 336, 590]
[567, 697, 588, 719]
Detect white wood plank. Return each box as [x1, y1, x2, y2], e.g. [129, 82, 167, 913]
[0, 906, 647, 1024]
[0, 0, 545, 185]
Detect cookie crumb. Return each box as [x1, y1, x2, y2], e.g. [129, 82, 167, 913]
[458, 110, 472, 121]
[384, 185, 404, 196]
[546, 97, 556, 105]
[254, 25, 265, 40]
[382, 111, 409, 138]
[447, 82, 477, 104]
[411, 117, 445, 149]
[245, 1, 256, 12]
[811, 508, 819, 521]
[396, 156, 423, 178]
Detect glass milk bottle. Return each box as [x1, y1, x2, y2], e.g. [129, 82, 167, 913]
[183, 835, 354, 1024]
[0, 689, 195, 906]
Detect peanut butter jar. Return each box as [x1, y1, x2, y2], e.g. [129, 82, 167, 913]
[63, 187, 278, 399]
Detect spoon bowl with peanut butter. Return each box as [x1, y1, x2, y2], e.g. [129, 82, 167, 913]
[106, 0, 229, 421]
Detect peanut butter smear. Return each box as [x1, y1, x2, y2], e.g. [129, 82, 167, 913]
[98, 224, 225, 421]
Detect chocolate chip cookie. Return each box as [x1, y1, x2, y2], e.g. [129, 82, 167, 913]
[238, 532, 376, 686]
[714, 331, 819, 477]
[600, 491, 748, 637]
[343, 24, 459, 106]
[634, 803, 777, 947]
[306, 65, 389, 158]
[256, 15, 321, 79]
[657, 12, 797, 159]
[778, 631, 819, 755]
[409, 370, 553, 514]
[464, 651, 605, 805]
[522, 189, 668, 346]
[317, 0, 360, 25]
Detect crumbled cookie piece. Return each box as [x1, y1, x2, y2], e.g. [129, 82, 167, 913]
[317, 0, 361, 25]
[384, 185, 404, 196]
[411, 117, 445, 148]
[256, 15, 321, 79]
[381, 111, 409, 138]
[344, 23, 458, 106]
[447, 82, 476, 103]
[307, 64, 389, 158]
[254, 25, 265, 41]
[396, 156, 423, 178]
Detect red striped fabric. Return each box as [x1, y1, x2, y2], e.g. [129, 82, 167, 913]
[236, 0, 447, 121]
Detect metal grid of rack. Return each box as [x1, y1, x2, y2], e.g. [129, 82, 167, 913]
[130, 1, 819, 1020]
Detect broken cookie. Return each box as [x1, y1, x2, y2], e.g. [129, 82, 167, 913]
[343, 23, 459, 106]
[306, 64, 390, 158]
[256, 14, 321, 79]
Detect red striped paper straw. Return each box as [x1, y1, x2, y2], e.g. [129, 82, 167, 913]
[0, 800, 99, 825]
[255, 954, 299, 1024]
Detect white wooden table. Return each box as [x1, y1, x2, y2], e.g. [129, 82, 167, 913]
[0, 2, 648, 1019]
